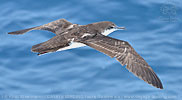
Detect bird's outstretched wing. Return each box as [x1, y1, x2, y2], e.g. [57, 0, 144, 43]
[8, 19, 73, 35]
[80, 35, 163, 89]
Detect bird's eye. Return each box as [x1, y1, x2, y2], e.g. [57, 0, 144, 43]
[108, 26, 114, 29]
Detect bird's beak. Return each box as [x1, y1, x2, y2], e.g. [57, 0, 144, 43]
[115, 27, 125, 30]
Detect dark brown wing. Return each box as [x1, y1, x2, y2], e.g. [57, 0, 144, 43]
[80, 35, 163, 89]
[31, 34, 70, 55]
[8, 19, 73, 35]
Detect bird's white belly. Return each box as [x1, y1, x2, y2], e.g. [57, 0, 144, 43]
[57, 42, 86, 51]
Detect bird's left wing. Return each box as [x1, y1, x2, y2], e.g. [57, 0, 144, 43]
[8, 19, 74, 35]
[80, 35, 163, 89]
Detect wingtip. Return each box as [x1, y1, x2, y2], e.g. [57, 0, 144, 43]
[150, 78, 163, 90]
[8, 27, 36, 35]
[147, 75, 164, 90]
[159, 85, 164, 89]
[143, 79, 163, 89]
[8, 31, 18, 35]
[8, 30, 25, 35]
[127, 66, 163, 90]
[153, 83, 163, 89]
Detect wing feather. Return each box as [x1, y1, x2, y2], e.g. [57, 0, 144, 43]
[31, 35, 70, 55]
[8, 19, 73, 35]
[81, 35, 163, 89]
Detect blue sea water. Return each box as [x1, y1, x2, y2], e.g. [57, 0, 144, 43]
[0, 0, 182, 100]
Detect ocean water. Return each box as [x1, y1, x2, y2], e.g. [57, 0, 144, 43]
[0, 0, 182, 100]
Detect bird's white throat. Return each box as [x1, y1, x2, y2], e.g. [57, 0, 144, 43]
[101, 29, 117, 36]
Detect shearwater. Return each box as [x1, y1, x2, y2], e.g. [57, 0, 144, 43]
[8, 18, 163, 89]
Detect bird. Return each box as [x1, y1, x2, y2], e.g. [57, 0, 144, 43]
[8, 18, 163, 89]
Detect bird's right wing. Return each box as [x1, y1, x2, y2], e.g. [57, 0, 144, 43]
[8, 19, 74, 35]
[80, 35, 163, 89]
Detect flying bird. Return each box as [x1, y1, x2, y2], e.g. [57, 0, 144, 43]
[8, 19, 163, 89]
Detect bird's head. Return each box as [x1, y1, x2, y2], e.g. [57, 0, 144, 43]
[91, 21, 125, 36]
